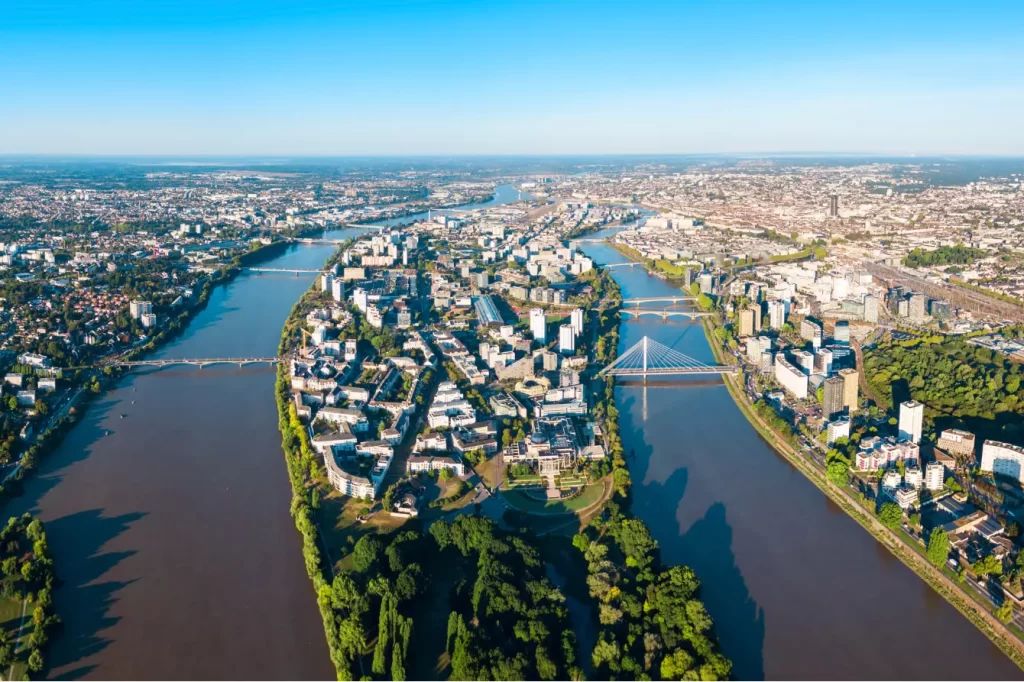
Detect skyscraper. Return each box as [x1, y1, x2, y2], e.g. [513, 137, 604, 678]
[829, 194, 839, 218]
[530, 308, 546, 343]
[837, 368, 859, 414]
[822, 375, 845, 418]
[908, 294, 927, 323]
[899, 400, 924, 444]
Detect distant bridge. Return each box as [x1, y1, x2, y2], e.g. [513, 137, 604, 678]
[622, 296, 697, 305]
[604, 262, 642, 269]
[243, 267, 325, 275]
[110, 357, 282, 370]
[598, 336, 735, 378]
[621, 309, 712, 320]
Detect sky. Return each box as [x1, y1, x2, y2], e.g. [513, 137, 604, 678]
[1, 0, 1023, 156]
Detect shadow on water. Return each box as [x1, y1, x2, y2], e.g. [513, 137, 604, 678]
[619, 393, 766, 680]
[44, 509, 145, 676]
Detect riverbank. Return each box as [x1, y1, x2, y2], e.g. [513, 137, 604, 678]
[704, 314, 1024, 671]
[602, 235, 1024, 671]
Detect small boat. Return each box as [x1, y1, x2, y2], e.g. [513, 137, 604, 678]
[105, 430, 110, 436]
[131, 401, 135, 404]
[120, 413, 126, 419]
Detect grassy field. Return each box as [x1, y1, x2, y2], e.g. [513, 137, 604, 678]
[0, 595, 28, 680]
[502, 480, 607, 515]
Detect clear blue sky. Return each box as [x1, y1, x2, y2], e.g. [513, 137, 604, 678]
[2, 0, 1022, 155]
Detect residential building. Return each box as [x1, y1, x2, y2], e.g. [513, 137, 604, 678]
[863, 294, 879, 323]
[981, 440, 1024, 485]
[822, 375, 845, 418]
[908, 294, 927, 323]
[738, 307, 755, 337]
[937, 429, 976, 460]
[898, 400, 923, 444]
[129, 300, 153, 319]
[826, 418, 851, 445]
[530, 308, 546, 343]
[767, 300, 785, 329]
[559, 324, 575, 354]
[774, 354, 808, 399]
[570, 308, 584, 337]
[925, 462, 944, 491]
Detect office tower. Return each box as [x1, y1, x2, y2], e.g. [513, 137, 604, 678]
[530, 308, 546, 343]
[899, 400, 924, 444]
[829, 194, 839, 217]
[837, 368, 859, 414]
[834, 320, 850, 344]
[749, 304, 762, 333]
[822, 376, 845, 419]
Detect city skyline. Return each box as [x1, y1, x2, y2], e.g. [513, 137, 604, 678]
[3, 0, 1023, 156]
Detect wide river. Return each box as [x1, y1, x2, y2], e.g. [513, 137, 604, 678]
[581, 231, 1021, 679]
[5, 185, 527, 680]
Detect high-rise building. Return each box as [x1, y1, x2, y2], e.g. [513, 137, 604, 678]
[749, 304, 762, 333]
[833, 320, 850, 344]
[767, 300, 786, 329]
[829, 194, 839, 218]
[924, 462, 944, 491]
[800, 318, 822, 343]
[320, 273, 332, 292]
[898, 400, 924, 444]
[908, 294, 927, 323]
[530, 308, 546, 343]
[775, 355, 808, 399]
[353, 287, 368, 312]
[814, 348, 833, 375]
[738, 307, 755, 337]
[129, 300, 153, 319]
[863, 294, 879, 323]
[827, 418, 851, 444]
[980, 440, 1024, 485]
[699, 272, 714, 294]
[331, 278, 345, 303]
[558, 324, 575, 354]
[570, 308, 585, 337]
[837, 368, 859, 414]
[822, 376, 845, 418]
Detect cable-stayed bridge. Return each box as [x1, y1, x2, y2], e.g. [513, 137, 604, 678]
[597, 336, 736, 379]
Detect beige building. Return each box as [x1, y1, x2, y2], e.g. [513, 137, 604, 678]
[837, 368, 859, 414]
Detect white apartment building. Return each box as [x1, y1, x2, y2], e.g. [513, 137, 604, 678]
[980, 440, 1024, 485]
[924, 462, 944, 491]
[774, 354, 808, 399]
[129, 300, 153, 319]
[530, 308, 546, 343]
[898, 400, 923, 444]
[570, 308, 584, 337]
[559, 324, 575, 354]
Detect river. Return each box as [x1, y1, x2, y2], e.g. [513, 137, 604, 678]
[580, 232, 1021, 680]
[4, 185, 530, 679]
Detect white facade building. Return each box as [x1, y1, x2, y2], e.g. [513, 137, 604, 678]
[981, 440, 1024, 484]
[559, 324, 575, 354]
[898, 400, 923, 444]
[774, 354, 808, 399]
[530, 308, 546, 343]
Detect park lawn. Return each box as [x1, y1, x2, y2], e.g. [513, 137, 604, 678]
[0, 595, 28, 680]
[474, 457, 501, 489]
[502, 482, 606, 515]
[318, 490, 408, 573]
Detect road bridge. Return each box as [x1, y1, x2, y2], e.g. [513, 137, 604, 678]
[622, 296, 697, 305]
[620, 309, 712, 320]
[604, 262, 642, 269]
[598, 336, 735, 380]
[243, 268, 325, 275]
[110, 357, 282, 370]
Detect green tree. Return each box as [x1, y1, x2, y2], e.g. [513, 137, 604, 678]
[352, 535, 383, 573]
[826, 460, 848, 486]
[27, 648, 43, 672]
[996, 601, 1014, 624]
[926, 528, 950, 568]
[878, 502, 902, 530]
